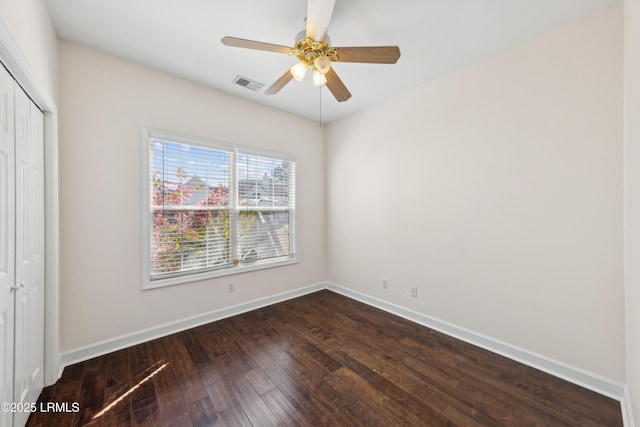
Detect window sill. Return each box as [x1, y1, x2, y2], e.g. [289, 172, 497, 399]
[142, 257, 299, 290]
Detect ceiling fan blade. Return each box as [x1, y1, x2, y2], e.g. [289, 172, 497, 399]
[325, 68, 351, 102]
[335, 46, 401, 64]
[265, 70, 294, 95]
[306, 0, 336, 42]
[221, 37, 291, 54]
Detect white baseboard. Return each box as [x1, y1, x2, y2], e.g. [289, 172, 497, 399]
[325, 283, 627, 403]
[58, 282, 325, 376]
[58, 281, 632, 426]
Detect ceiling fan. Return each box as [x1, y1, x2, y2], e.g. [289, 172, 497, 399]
[221, 0, 400, 102]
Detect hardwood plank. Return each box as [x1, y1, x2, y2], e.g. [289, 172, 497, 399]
[328, 366, 446, 427]
[74, 355, 107, 426]
[128, 344, 159, 416]
[27, 290, 623, 427]
[179, 330, 212, 370]
[227, 319, 345, 426]
[161, 331, 209, 404]
[244, 367, 276, 395]
[214, 402, 251, 426]
[25, 385, 55, 427]
[102, 404, 132, 427]
[261, 387, 314, 427]
[38, 362, 86, 427]
[204, 376, 237, 412]
[368, 373, 458, 426]
[146, 339, 191, 427]
[228, 373, 280, 427]
[131, 401, 160, 427]
[188, 396, 218, 427]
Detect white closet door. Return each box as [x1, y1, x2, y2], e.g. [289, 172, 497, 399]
[0, 65, 15, 427]
[14, 84, 45, 427]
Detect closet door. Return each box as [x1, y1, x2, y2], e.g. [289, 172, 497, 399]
[0, 65, 15, 427]
[14, 84, 44, 426]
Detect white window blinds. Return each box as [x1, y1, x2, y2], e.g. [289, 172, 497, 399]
[236, 151, 295, 264]
[145, 131, 296, 286]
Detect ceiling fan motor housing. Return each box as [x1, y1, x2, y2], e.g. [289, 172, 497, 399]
[291, 36, 339, 74]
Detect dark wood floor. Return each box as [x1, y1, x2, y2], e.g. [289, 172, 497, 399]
[27, 290, 622, 426]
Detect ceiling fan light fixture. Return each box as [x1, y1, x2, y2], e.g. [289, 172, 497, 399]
[221, 0, 400, 103]
[290, 61, 308, 81]
[312, 69, 327, 87]
[313, 54, 331, 74]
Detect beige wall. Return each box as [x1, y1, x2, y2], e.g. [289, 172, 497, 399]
[625, 0, 640, 421]
[58, 42, 326, 352]
[326, 4, 624, 381]
[0, 0, 58, 101]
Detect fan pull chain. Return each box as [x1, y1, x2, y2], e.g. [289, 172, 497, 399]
[319, 84, 322, 127]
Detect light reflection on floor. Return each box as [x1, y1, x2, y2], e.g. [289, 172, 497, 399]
[90, 361, 169, 421]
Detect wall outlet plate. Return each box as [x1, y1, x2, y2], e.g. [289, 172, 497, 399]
[410, 286, 418, 297]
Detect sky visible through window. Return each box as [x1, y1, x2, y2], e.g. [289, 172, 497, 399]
[151, 139, 284, 191]
[151, 139, 230, 189]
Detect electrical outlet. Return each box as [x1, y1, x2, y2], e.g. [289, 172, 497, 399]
[228, 282, 235, 292]
[382, 279, 388, 289]
[410, 286, 418, 297]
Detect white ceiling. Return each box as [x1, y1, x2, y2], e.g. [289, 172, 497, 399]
[44, 0, 619, 123]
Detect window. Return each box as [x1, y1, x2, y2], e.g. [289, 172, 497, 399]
[142, 128, 297, 289]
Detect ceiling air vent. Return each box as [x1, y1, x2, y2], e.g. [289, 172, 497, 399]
[233, 75, 263, 92]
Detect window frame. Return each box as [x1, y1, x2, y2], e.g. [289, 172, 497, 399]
[141, 127, 298, 290]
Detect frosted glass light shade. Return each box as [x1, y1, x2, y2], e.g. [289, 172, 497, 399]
[312, 69, 327, 87]
[313, 55, 331, 74]
[290, 61, 308, 81]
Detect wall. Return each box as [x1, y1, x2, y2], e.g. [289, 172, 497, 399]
[0, 0, 58, 101]
[58, 42, 325, 352]
[625, 0, 640, 421]
[326, 4, 624, 382]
